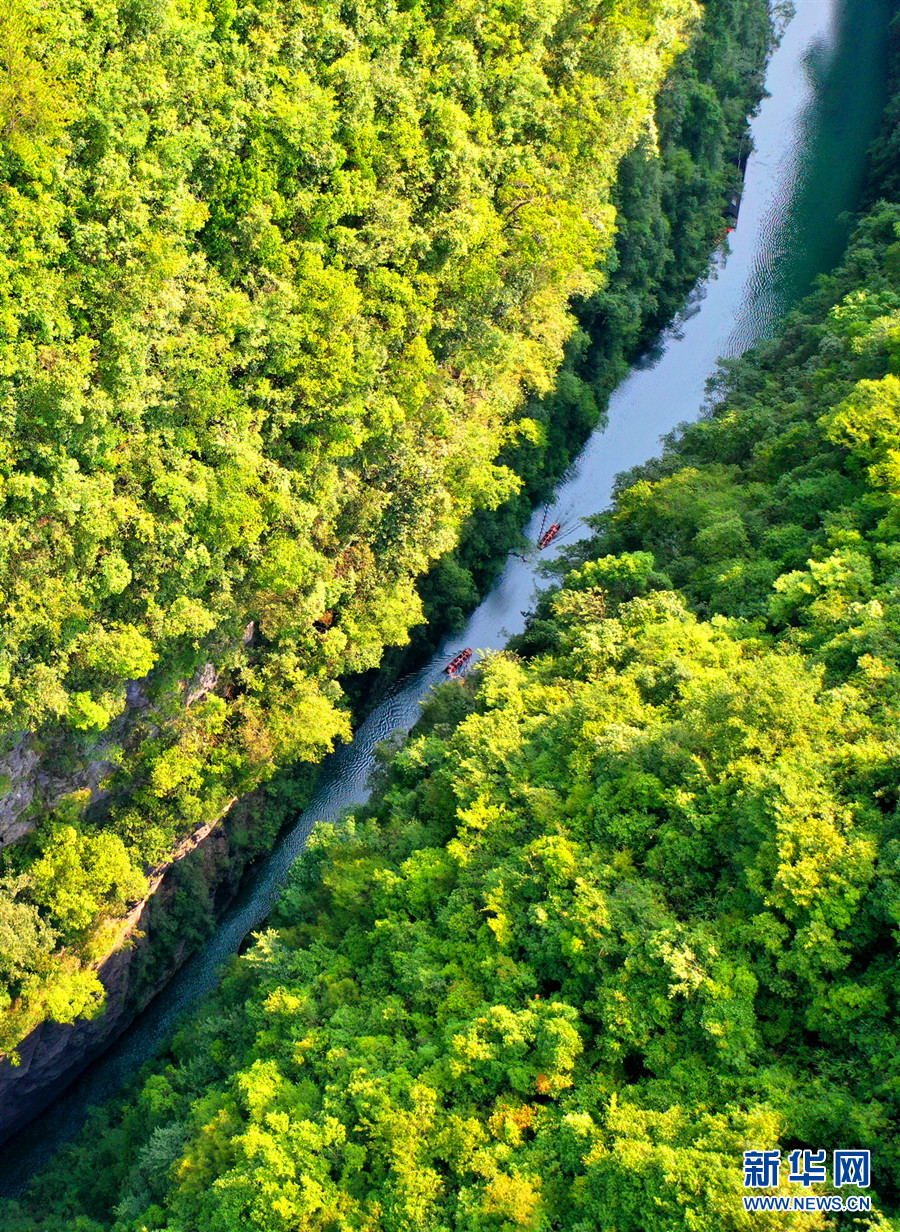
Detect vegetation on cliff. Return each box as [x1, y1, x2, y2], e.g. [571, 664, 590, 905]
[0, 0, 701, 1049]
[130, 0, 773, 1005]
[7, 12, 900, 1229]
[385, 0, 774, 661]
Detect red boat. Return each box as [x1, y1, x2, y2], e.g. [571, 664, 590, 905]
[537, 522, 561, 549]
[444, 648, 472, 675]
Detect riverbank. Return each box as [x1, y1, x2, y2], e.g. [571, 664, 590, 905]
[0, 0, 893, 1196]
[6, 0, 900, 1223]
[354, 0, 776, 695]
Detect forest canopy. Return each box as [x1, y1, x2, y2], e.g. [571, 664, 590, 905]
[0, 0, 700, 1049]
[8, 22, 900, 1228]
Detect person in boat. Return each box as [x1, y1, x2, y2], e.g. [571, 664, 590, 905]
[445, 648, 472, 674]
[538, 522, 561, 549]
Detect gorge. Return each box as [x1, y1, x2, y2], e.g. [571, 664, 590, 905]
[0, 0, 895, 1205]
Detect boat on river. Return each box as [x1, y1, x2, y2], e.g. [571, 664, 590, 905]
[724, 188, 742, 230]
[444, 648, 472, 675]
[537, 522, 561, 549]
[724, 132, 751, 231]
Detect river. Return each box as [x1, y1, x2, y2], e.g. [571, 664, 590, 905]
[0, 0, 892, 1194]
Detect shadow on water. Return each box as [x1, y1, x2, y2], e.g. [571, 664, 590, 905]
[733, 0, 892, 347]
[0, 0, 893, 1197]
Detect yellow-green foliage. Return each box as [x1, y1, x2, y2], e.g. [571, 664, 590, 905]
[0, 0, 693, 728]
[10, 188, 900, 1231]
[0, 0, 696, 1046]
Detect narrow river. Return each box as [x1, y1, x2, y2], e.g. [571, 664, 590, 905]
[0, 0, 892, 1193]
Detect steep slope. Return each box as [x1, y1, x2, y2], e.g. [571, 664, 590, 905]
[7, 16, 900, 1231]
[0, 0, 697, 1051]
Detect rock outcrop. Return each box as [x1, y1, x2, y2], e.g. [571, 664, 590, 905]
[0, 805, 234, 1144]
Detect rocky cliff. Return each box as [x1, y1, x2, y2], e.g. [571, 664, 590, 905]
[0, 805, 232, 1143]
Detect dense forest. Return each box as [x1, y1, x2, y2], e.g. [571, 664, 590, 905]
[0, 0, 712, 1052]
[5, 5, 900, 1230]
[0, 0, 776, 1056]
[391, 0, 774, 658]
[133, 0, 773, 1006]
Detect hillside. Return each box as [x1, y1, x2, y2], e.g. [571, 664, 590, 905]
[7, 10, 900, 1230]
[0, 0, 701, 1052]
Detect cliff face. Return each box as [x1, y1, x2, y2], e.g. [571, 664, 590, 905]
[0, 668, 218, 852]
[0, 807, 232, 1144]
[0, 920, 144, 1143]
[0, 648, 294, 1139]
[0, 733, 117, 850]
[0, 737, 43, 848]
